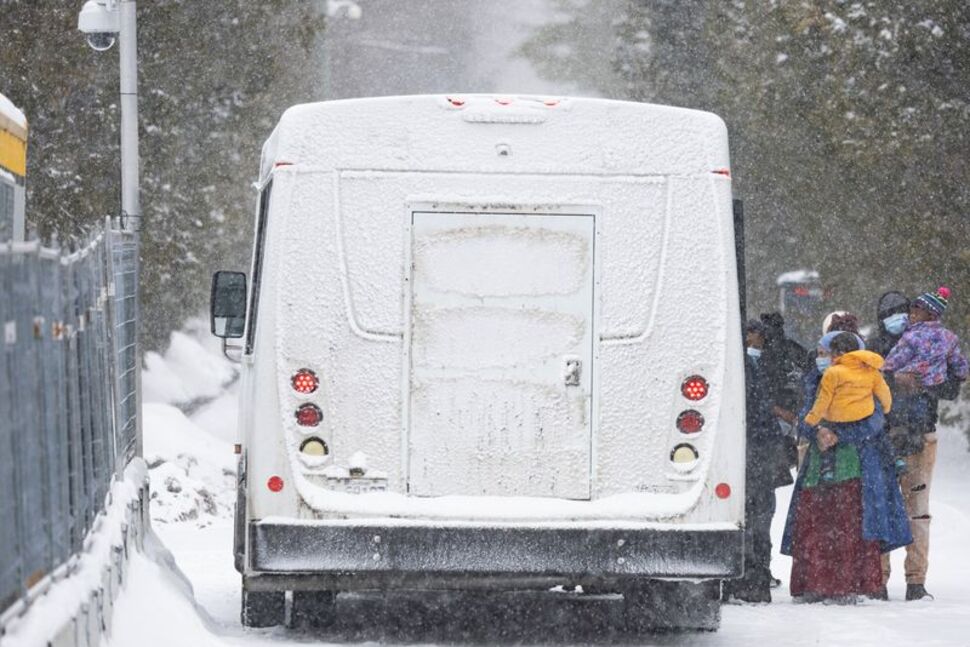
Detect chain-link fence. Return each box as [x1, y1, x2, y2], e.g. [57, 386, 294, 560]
[0, 221, 138, 616]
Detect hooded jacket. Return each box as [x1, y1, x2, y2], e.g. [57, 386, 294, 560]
[804, 350, 892, 426]
[868, 290, 909, 359]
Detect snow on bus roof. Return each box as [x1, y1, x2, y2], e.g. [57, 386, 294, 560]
[261, 95, 730, 182]
[0, 90, 28, 139]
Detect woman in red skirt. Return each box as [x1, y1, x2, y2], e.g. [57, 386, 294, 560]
[781, 331, 912, 602]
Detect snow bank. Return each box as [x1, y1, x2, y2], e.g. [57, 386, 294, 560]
[0, 462, 147, 647]
[142, 326, 235, 406]
[106, 534, 227, 647]
[144, 403, 235, 525]
[141, 320, 239, 525]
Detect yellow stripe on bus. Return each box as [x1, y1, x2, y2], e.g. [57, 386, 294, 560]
[0, 128, 27, 177]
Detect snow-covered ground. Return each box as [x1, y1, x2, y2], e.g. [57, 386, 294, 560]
[120, 323, 970, 646]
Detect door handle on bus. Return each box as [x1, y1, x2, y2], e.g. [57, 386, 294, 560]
[564, 356, 582, 387]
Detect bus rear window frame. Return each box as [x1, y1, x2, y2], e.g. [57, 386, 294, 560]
[245, 180, 272, 355]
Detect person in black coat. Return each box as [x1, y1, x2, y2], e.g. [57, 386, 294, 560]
[868, 291, 910, 358]
[723, 320, 793, 603]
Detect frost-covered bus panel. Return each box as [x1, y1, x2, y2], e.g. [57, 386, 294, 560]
[218, 95, 744, 629]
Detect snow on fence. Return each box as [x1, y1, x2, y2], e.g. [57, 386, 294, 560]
[0, 221, 139, 625]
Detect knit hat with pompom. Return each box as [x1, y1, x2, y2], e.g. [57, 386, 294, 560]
[914, 286, 950, 318]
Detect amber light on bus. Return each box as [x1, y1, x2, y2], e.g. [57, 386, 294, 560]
[295, 403, 322, 427]
[291, 369, 319, 394]
[681, 376, 709, 401]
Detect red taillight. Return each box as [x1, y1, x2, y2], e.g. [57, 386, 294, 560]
[295, 403, 322, 427]
[677, 410, 705, 434]
[447, 97, 465, 107]
[715, 483, 731, 499]
[267, 476, 284, 492]
[681, 376, 709, 401]
[495, 97, 512, 105]
[291, 369, 319, 394]
[712, 168, 731, 177]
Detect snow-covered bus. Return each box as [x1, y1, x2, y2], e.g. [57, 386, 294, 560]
[0, 91, 27, 242]
[211, 95, 745, 630]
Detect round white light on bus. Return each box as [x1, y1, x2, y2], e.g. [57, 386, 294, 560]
[670, 443, 699, 468]
[300, 437, 329, 456]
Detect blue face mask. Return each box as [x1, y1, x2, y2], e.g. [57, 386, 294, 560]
[883, 312, 909, 336]
[747, 346, 762, 361]
[816, 357, 832, 372]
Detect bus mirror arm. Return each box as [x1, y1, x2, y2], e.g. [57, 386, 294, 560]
[222, 338, 243, 364]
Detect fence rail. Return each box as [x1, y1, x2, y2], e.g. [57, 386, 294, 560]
[0, 221, 137, 617]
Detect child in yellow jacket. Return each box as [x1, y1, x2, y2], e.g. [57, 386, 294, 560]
[804, 332, 893, 481]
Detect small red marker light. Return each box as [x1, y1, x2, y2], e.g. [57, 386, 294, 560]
[715, 483, 731, 499]
[495, 97, 512, 105]
[274, 161, 293, 168]
[543, 99, 560, 107]
[267, 476, 284, 492]
[712, 168, 731, 177]
[447, 97, 465, 107]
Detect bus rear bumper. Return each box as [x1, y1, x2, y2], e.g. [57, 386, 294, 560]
[246, 520, 743, 590]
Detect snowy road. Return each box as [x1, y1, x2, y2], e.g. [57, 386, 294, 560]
[125, 330, 970, 647]
[145, 452, 970, 646]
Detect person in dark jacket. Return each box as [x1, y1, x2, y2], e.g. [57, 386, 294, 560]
[759, 312, 812, 426]
[878, 287, 969, 601]
[868, 291, 910, 359]
[723, 321, 792, 603]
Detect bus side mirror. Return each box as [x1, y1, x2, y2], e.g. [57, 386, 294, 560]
[210, 271, 247, 338]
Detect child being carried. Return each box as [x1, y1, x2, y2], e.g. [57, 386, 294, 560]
[804, 332, 893, 481]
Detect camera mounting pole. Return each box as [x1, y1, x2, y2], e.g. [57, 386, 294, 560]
[78, 0, 143, 458]
[118, 0, 140, 234]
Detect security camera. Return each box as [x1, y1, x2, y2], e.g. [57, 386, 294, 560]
[78, 0, 120, 51]
[86, 32, 116, 51]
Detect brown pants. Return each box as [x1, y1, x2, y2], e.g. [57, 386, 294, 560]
[881, 432, 938, 585]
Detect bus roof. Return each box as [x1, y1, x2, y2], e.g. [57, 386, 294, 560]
[0, 91, 28, 140]
[259, 95, 729, 184]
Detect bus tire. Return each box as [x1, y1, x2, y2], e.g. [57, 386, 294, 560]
[290, 590, 337, 629]
[241, 589, 285, 627]
[623, 579, 720, 632]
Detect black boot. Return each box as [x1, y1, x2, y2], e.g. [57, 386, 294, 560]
[905, 584, 934, 601]
[869, 586, 888, 601]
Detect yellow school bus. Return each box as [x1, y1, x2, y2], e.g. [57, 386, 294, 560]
[0, 91, 27, 241]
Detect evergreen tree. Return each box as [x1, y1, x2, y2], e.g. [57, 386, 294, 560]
[524, 0, 970, 343]
[0, 1, 326, 349]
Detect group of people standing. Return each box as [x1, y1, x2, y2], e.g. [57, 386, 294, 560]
[725, 286, 968, 604]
